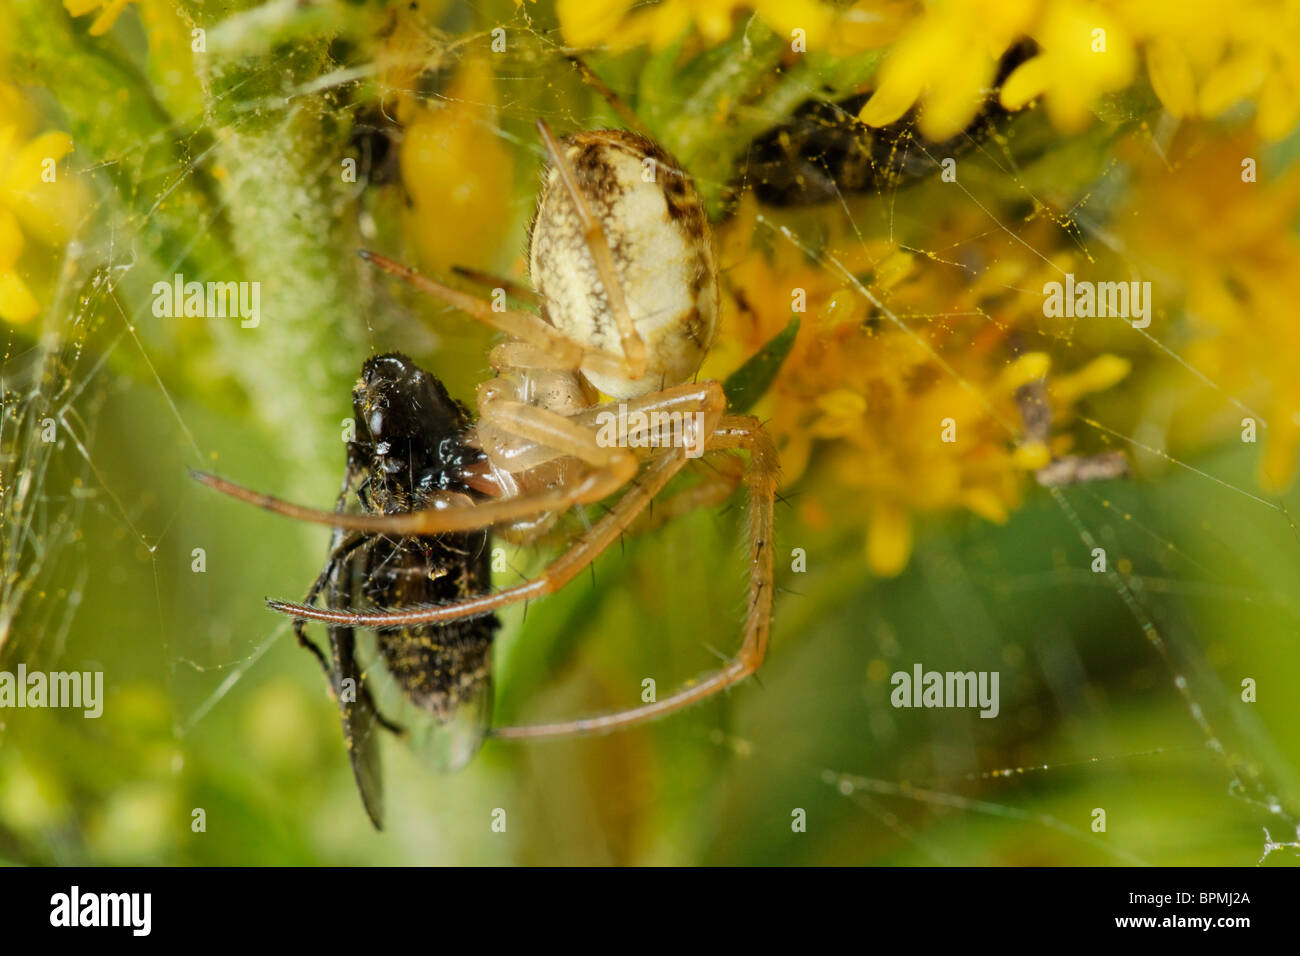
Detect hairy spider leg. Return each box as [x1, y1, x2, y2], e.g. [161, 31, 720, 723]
[627, 450, 745, 536]
[563, 55, 654, 139]
[200, 382, 726, 563]
[450, 264, 539, 305]
[356, 250, 631, 382]
[189, 376, 729, 537]
[263, 411, 776, 738]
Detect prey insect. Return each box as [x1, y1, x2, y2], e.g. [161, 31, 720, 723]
[264, 353, 497, 829]
[194, 118, 779, 827]
[742, 40, 1038, 206]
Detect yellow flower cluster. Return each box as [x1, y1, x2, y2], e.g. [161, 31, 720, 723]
[561, 0, 1300, 141]
[0, 85, 82, 325]
[865, 0, 1300, 140]
[558, 0, 838, 51]
[705, 197, 1129, 574]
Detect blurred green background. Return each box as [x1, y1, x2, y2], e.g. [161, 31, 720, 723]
[2, 0, 1300, 865]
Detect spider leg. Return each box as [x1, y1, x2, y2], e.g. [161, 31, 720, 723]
[191, 442, 631, 537]
[265, 381, 728, 627]
[488, 341, 577, 372]
[563, 56, 654, 139]
[267, 444, 692, 625]
[627, 451, 745, 535]
[358, 250, 630, 381]
[536, 118, 647, 380]
[191, 380, 727, 539]
[294, 468, 406, 738]
[450, 264, 539, 305]
[491, 415, 777, 739]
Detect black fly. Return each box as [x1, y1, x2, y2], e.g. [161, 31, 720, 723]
[294, 352, 498, 829]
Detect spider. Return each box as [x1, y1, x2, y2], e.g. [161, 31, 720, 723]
[193, 118, 779, 789]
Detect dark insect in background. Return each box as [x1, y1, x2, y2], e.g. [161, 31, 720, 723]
[293, 352, 498, 829]
[742, 39, 1039, 205]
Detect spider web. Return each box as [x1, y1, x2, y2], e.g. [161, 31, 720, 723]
[3, 2, 1300, 865]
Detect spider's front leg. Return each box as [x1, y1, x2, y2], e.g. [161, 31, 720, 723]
[192, 378, 729, 540]
[265, 381, 729, 627]
[357, 250, 635, 383]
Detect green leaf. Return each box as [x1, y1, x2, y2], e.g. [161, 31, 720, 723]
[723, 316, 800, 413]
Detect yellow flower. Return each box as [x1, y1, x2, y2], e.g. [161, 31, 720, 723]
[399, 58, 514, 274]
[0, 85, 82, 325]
[859, 0, 1038, 140]
[64, 0, 136, 36]
[853, 0, 1300, 142]
[830, 0, 918, 56]
[374, 0, 452, 112]
[558, 0, 837, 52]
[1130, 0, 1300, 140]
[1000, 1, 1135, 132]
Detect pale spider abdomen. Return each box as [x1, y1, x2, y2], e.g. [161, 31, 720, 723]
[528, 130, 718, 400]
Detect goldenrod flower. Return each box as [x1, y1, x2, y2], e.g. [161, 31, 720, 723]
[999, 1, 1135, 132]
[855, 0, 1300, 142]
[558, 0, 837, 52]
[858, 0, 1038, 140]
[374, 0, 453, 111]
[64, 0, 136, 36]
[0, 85, 82, 325]
[399, 58, 514, 273]
[1133, 0, 1300, 139]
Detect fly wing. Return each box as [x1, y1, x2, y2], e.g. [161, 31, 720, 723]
[331, 623, 384, 830]
[328, 556, 385, 830]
